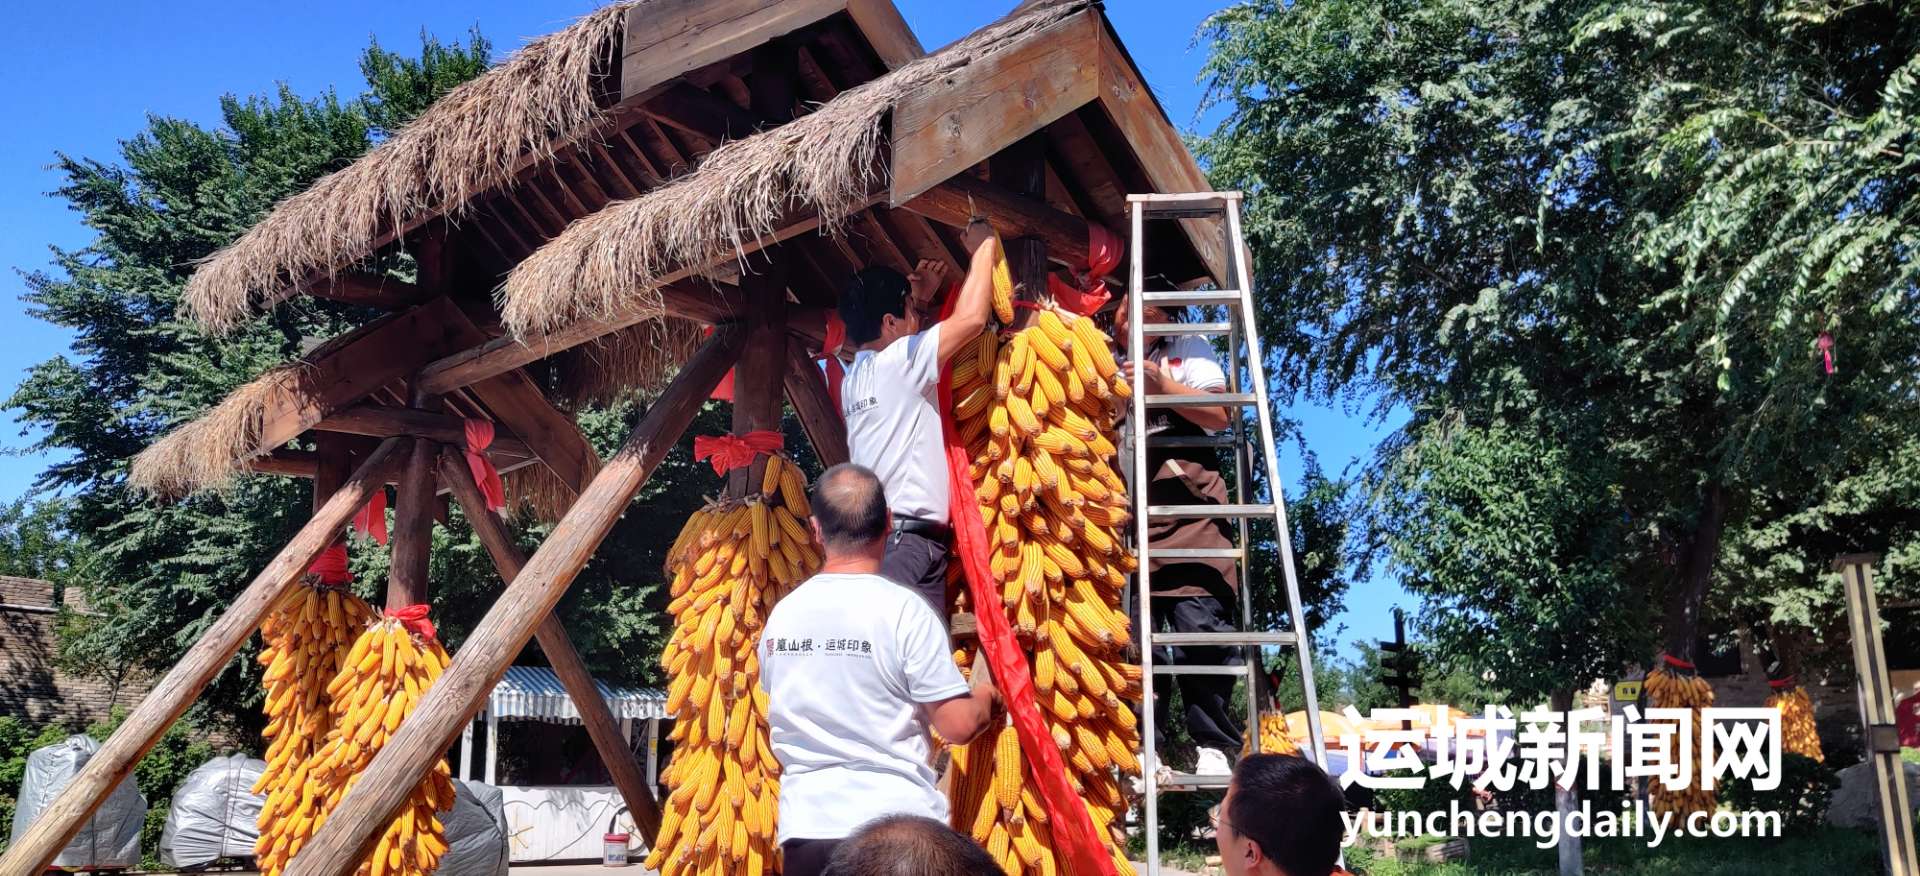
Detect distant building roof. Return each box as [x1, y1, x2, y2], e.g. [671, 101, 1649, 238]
[488, 665, 666, 723]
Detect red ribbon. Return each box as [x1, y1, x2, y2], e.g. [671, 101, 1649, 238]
[819, 313, 847, 411]
[705, 326, 737, 401]
[693, 431, 784, 476]
[935, 296, 1115, 876]
[1661, 653, 1696, 671]
[1817, 331, 1835, 375]
[306, 542, 353, 586]
[1768, 675, 1798, 690]
[353, 489, 389, 545]
[385, 604, 437, 643]
[464, 419, 507, 512]
[1048, 222, 1124, 316]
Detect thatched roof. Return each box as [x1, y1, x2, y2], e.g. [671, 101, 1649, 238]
[182, 2, 634, 333]
[498, 0, 1093, 338]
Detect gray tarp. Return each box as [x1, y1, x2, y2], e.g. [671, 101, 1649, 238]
[158, 754, 266, 868]
[439, 779, 509, 876]
[8, 735, 146, 869]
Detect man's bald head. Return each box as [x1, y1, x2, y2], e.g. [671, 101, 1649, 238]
[811, 463, 890, 554]
[822, 815, 999, 876]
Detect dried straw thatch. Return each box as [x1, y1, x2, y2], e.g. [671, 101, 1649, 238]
[498, 0, 1092, 338]
[183, 2, 636, 333]
[127, 370, 299, 497]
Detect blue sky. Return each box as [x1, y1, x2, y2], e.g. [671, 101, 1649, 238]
[0, 1, 1409, 656]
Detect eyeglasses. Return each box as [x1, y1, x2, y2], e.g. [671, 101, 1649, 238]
[1208, 803, 1230, 834]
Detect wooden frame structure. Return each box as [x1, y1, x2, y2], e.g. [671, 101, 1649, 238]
[0, 2, 1228, 873]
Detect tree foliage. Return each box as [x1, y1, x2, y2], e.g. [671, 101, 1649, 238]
[1198, 0, 1920, 683]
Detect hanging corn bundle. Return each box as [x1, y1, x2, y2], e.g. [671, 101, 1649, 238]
[289, 607, 456, 876]
[647, 453, 819, 876]
[945, 295, 1143, 876]
[1766, 677, 1824, 762]
[1644, 656, 1716, 817]
[1240, 712, 1300, 759]
[253, 546, 376, 874]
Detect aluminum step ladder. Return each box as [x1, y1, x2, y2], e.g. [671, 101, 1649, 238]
[1124, 192, 1329, 874]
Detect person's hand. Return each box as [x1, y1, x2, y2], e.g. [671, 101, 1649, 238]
[907, 258, 948, 304]
[1137, 358, 1166, 392]
[964, 217, 995, 255]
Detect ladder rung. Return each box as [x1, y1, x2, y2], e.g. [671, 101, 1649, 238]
[1152, 547, 1244, 560]
[1148, 503, 1274, 519]
[1146, 392, 1256, 408]
[1129, 192, 1242, 210]
[1152, 631, 1298, 647]
[1157, 772, 1233, 790]
[1142, 290, 1241, 307]
[1152, 664, 1254, 676]
[1142, 322, 1231, 336]
[1145, 434, 1239, 448]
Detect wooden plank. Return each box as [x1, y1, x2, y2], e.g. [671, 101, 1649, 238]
[902, 174, 1090, 267]
[387, 437, 438, 609]
[845, 0, 925, 70]
[434, 450, 662, 843]
[315, 405, 535, 461]
[783, 343, 848, 468]
[280, 329, 744, 876]
[0, 439, 409, 876]
[311, 273, 429, 310]
[888, 10, 1102, 207]
[619, 0, 844, 101]
[588, 140, 644, 199]
[1094, 22, 1229, 286]
[729, 265, 791, 496]
[645, 82, 759, 142]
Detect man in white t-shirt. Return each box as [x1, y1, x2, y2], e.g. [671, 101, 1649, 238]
[762, 463, 999, 876]
[1114, 294, 1246, 776]
[835, 219, 999, 614]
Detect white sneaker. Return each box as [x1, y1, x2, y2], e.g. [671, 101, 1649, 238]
[1194, 747, 1233, 776]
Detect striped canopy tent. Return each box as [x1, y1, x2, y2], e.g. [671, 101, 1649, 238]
[464, 665, 670, 788]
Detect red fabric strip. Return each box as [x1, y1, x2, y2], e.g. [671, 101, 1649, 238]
[353, 488, 389, 545]
[306, 542, 353, 586]
[692, 431, 784, 476]
[1660, 653, 1696, 671]
[463, 419, 507, 512]
[1767, 676, 1797, 690]
[820, 313, 848, 411]
[385, 604, 437, 643]
[1048, 222, 1123, 316]
[704, 326, 738, 401]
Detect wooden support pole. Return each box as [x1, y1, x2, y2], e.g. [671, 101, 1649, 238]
[782, 344, 848, 468]
[0, 438, 407, 876]
[283, 328, 744, 876]
[902, 174, 1092, 269]
[729, 264, 790, 497]
[436, 450, 663, 842]
[993, 134, 1051, 302]
[386, 437, 438, 609]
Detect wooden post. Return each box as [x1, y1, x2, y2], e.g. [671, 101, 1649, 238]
[729, 265, 791, 497]
[387, 437, 438, 609]
[992, 134, 1050, 304]
[0, 438, 406, 876]
[783, 343, 848, 468]
[283, 327, 744, 876]
[435, 449, 664, 842]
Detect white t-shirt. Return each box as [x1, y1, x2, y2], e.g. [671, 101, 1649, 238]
[841, 323, 950, 523]
[761, 572, 971, 842]
[1145, 334, 1229, 435]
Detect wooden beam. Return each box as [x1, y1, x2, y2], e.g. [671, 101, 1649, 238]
[315, 405, 535, 461]
[386, 437, 438, 610]
[281, 329, 745, 876]
[0, 439, 408, 876]
[435, 449, 663, 843]
[311, 273, 430, 310]
[440, 308, 604, 498]
[845, 0, 925, 69]
[783, 343, 848, 468]
[251, 449, 319, 479]
[619, 0, 844, 101]
[729, 266, 791, 497]
[992, 134, 1051, 302]
[888, 10, 1101, 207]
[902, 174, 1092, 268]
[645, 83, 759, 143]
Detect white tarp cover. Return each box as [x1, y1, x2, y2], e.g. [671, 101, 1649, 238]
[489, 665, 666, 722]
[9, 735, 147, 868]
[159, 754, 265, 868]
[440, 780, 510, 876]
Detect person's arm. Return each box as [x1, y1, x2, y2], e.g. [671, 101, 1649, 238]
[1140, 355, 1232, 432]
[898, 598, 998, 744]
[929, 663, 998, 745]
[934, 220, 1001, 364]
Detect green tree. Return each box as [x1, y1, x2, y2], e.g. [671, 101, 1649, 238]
[1197, 0, 1920, 682]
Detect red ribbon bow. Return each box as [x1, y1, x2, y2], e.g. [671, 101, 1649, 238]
[464, 419, 507, 512]
[306, 542, 353, 586]
[385, 604, 437, 642]
[353, 489, 389, 545]
[1047, 222, 1123, 316]
[693, 431, 784, 476]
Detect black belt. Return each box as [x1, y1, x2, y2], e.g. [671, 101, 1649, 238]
[891, 514, 953, 544]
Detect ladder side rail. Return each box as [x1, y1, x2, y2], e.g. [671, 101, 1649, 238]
[1223, 227, 1262, 758]
[1128, 200, 1164, 875]
[1225, 199, 1329, 772]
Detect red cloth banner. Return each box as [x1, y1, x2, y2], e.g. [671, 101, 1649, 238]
[306, 542, 353, 585]
[693, 431, 784, 476]
[463, 419, 507, 512]
[385, 604, 437, 643]
[353, 489, 389, 545]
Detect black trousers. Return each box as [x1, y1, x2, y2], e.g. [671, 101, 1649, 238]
[782, 837, 842, 876]
[880, 529, 949, 616]
[1150, 594, 1245, 752]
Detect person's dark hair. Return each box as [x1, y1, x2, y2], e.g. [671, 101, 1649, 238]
[811, 463, 890, 552]
[1227, 754, 1344, 876]
[839, 266, 912, 345]
[821, 814, 1000, 876]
